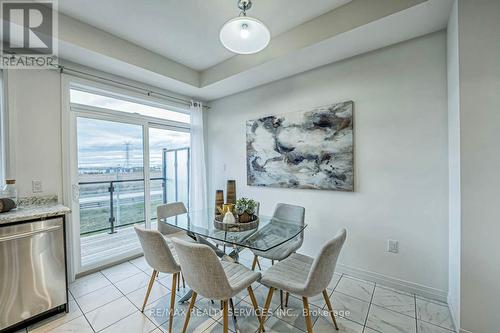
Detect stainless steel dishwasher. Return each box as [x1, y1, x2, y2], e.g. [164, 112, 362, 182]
[0, 217, 68, 332]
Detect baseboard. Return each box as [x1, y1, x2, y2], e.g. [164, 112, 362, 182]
[459, 329, 473, 333]
[447, 298, 460, 333]
[336, 263, 448, 303]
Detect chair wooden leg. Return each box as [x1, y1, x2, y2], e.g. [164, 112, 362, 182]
[302, 297, 313, 333]
[182, 291, 197, 333]
[260, 287, 275, 332]
[323, 290, 339, 330]
[251, 255, 258, 271]
[247, 286, 264, 327]
[168, 272, 177, 333]
[223, 299, 229, 333]
[141, 269, 157, 312]
[285, 292, 290, 307]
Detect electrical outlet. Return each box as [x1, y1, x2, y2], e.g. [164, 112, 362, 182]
[32, 180, 43, 193]
[388, 240, 399, 253]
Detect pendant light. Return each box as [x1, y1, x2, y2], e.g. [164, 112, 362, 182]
[219, 0, 270, 55]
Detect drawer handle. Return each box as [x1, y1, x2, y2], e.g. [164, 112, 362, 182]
[0, 225, 62, 242]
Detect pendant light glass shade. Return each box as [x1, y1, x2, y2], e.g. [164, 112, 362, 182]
[220, 16, 270, 54]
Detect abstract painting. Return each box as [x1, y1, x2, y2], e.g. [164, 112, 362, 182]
[246, 101, 354, 191]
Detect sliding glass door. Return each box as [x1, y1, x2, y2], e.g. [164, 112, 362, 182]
[77, 117, 146, 267]
[67, 80, 191, 273]
[149, 127, 190, 222]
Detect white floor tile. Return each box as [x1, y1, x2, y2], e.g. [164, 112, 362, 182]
[366, 304, 416, 333]
[273, 292, 321, 332]
[243, 315, 302, 333]
[75, 284, 122, 313]
[371, 286, 416, 317]
[101, 262, 142, 283]
[127, 281, 170, 309]
[418, 320, 455, 333]
[330, 291, 370, 326]
[69, 272, 111, 298]
[334, 276, 375, 302]
[100, 311, 157, 333]
[313, 315, 364, 333]
[129, 256, 151, 272]
[44, 316, 93, 333]
[114, 271, 152, 294]
[416, 298, 455, 331]
[328, 273, 342, 290]
[85, 296, 137, 332]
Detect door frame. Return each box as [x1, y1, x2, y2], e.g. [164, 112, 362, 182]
[61, 75, 191, 278]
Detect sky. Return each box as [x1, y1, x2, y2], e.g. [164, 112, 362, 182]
[74, 91, 190, 170]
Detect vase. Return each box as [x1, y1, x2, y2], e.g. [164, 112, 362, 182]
[226, 180, 236, 205]
[223, 211, 235, 224]
[238, 212, 252, 223]
[215, 190, 224, 215]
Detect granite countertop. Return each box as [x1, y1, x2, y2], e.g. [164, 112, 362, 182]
[0, 195, 70, 225]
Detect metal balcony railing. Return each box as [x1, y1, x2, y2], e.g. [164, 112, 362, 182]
[78, 147, 190, 235]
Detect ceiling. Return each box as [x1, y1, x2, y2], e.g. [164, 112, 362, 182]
[53, 0, 454, 101]
[58, 0, 351, 71]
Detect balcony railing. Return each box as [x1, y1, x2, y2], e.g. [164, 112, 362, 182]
[78, 147, 190, 235]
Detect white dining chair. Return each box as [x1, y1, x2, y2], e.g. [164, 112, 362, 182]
[171, 237, 263, 333]
[259, 228, 347, 333]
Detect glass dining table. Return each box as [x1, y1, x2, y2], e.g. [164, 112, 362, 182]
[159, 208, 307, 303]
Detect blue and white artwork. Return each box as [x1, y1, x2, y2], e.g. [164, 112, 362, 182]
[246, 101, 354, 191]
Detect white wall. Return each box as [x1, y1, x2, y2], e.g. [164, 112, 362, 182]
[207, 32, 449, 296]
[446, 0, 461, 329]
[6, 69, 63, 199]
[458, 1, 500, 332]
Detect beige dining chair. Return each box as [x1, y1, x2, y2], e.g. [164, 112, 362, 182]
[134, 225, 181, 333]
[171, 237, 263, 333]
[157, 202, 193, 288]
[259, 228, 347, 333]
[251, 203, 305, 308]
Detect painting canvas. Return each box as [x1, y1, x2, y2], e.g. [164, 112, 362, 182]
[246, 101, 354, 191]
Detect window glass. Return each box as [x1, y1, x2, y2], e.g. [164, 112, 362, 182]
[70, 88, 190, 124]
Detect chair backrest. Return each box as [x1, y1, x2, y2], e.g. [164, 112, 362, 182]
[304, 228, 347, 297]
[171, 238, 233, 300]
[157, 202, 187, 235]
[134, 225, 181, 274]
[274, 203, 305, 246]
[273, 203, 305, 225]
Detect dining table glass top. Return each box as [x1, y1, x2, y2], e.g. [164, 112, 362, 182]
[160, 209, 307, 252]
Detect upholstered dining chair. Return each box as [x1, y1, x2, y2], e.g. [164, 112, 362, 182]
[259, 228, 347, 333]
[134, 225, 182, 333]
[251, 203, 305, 270]
[157, 202, 193, 289]
[157, 202, 191, 239]
[251, 203, 305, 308]
[171, 238, 263, 333]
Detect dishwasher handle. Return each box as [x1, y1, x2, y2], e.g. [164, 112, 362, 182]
[0, 225, 63, 242]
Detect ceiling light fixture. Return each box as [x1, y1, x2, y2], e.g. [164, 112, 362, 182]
[219, 0, 270, 55]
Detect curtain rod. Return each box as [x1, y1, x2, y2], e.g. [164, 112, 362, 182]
[56, 65, 210, 109]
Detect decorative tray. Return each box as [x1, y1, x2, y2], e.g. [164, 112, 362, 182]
[214, 214, 259, 232]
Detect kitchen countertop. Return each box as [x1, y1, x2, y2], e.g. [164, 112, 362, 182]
[0, 195, 70, 225]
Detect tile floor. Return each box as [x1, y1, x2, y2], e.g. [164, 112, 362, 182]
[18, 250, 456, 333]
